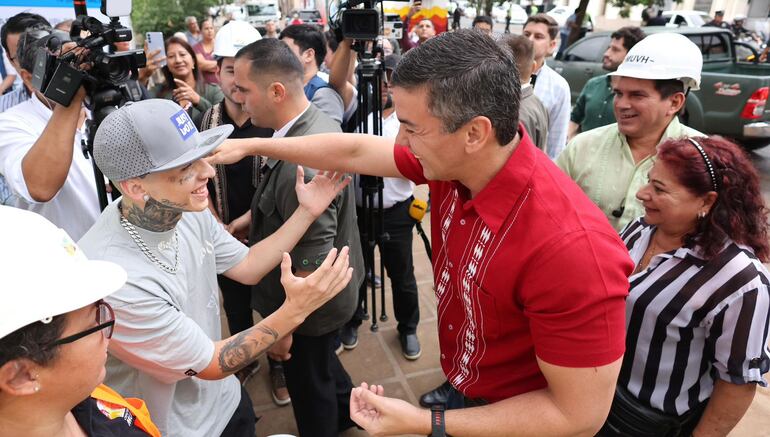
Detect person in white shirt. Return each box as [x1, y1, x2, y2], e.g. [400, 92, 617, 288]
[0, 28, 100, 239]
[524, 14, 571, 159]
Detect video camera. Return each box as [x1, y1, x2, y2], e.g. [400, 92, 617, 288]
[31, 0, 144, 125]
[330, 0, 407, 41]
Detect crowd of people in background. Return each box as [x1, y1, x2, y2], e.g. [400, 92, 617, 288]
[1, 4, 769, 437]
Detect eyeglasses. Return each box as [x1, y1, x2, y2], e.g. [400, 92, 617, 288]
[44, 300, 115, 349]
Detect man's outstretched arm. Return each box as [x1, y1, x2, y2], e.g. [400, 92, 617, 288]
[350, 356, 622, 437]
[208, 133, 403, 179]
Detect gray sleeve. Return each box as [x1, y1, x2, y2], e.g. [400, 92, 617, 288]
[274, 164, 338, 272]
[311, 88, 344, 125]
[204, 209, 249, 274]
[106, 283, 216, 384]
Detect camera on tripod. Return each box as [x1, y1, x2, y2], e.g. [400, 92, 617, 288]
[332, 0, 407, 41]
[31, 0, 145, 115]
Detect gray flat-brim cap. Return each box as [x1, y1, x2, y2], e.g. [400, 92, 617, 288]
[94, 99, 234, 182]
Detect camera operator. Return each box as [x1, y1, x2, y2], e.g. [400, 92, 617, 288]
[0, 13, 49, 112]
[0, 13, 52, 207]
[0, 28, 100, 240]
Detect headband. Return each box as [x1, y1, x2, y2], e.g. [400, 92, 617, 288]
[687, 138, 719, 192]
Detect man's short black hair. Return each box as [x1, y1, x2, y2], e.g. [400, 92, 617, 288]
[472, 16, 494, 28]
[1, 12, 51, 55]
[392, 29, 520, 146]
[235, 38, 305, 86]
[279, 24, 327, 68]
[610, 26, 645, 52]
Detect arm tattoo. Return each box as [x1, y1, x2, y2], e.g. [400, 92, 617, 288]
[218, 325, 280, 374]
[122, 197, 186, 232]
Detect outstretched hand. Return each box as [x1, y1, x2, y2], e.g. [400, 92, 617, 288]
[295, 166, 351, 218]
[280, 247, 353, 318]
[206, 139, 251, 166]
[350, 382, 428, 436]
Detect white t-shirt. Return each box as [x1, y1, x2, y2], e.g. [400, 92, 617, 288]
[0, 93, 99, 239]
[78, 200, 249, 437]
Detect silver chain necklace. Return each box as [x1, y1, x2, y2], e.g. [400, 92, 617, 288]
[119, 214, 180, 274]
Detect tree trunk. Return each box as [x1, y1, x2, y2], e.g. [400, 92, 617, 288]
[567, 0, 592, 46]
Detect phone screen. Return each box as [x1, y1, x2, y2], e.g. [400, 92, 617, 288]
[145, 32, 167, 68]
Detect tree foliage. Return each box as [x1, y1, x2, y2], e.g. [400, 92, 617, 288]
[131, 0, 219, 41]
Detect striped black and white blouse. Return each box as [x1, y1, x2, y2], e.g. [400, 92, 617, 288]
[618, 218, 770, 416]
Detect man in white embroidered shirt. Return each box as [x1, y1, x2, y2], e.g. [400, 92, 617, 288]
[0, 28, 100, 239]
[524, 14, 571, 159]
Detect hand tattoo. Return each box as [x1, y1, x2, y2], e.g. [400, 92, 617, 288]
[122, 197, 186, 232]
[218, 325, 279, 374]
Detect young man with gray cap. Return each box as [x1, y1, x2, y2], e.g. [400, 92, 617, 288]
[233, 38, 364, 435]
[78, 98, 354, 437]
[198, 19, 273, 386]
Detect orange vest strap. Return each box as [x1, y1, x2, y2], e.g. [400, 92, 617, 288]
[90, 384, 161, 437]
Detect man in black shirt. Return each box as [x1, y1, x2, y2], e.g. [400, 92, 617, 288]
[198, 20, 273, 387]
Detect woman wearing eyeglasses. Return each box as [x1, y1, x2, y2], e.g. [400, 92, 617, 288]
[598, 136, 770, 436]
[0, 206, 160, 437]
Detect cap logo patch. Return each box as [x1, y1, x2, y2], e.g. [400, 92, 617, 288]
[170, 110, 197, 141]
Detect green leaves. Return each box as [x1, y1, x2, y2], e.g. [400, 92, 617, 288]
[131, 0, 219, 41]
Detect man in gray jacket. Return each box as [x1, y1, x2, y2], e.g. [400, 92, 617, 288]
[234, 38, 364, 436]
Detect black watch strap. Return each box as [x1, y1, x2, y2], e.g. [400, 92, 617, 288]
[430, 404, 446, 437]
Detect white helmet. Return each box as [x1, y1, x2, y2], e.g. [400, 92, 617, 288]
[0, 206, 127, 339]
[214, 20, 262, 58]
[610, 32, 702, 91]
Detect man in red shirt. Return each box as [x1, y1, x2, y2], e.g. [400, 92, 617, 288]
[210, 30, 633, 435]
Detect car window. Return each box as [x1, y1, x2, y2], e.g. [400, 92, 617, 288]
[687, 33, 731, 62]
[300, 11, 321, 20]
[696, 14, 711, 26]
[563, 35, 609, 62]
[673, 15, 687, 26]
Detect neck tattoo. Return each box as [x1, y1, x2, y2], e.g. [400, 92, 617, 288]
[119, 200, 179, 275]
[123, 197, 184, 232]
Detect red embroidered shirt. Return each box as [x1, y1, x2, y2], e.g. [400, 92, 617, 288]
[394, 127, 633, 402]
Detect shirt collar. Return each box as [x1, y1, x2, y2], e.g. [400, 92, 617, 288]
[272, 103, 310, 139]
[461, 124, 538, 233]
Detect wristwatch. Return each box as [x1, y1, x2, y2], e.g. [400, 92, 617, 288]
[430, 404, 446, 437]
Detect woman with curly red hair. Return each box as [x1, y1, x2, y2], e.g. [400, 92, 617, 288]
[599, 136, 770, 437]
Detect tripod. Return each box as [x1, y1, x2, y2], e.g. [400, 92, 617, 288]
[354, 41, 389, 332]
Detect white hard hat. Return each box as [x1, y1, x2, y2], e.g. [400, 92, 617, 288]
[214, 20, 262, 58]
[0, 207, 127, 339]
[610, 32, 702, 91]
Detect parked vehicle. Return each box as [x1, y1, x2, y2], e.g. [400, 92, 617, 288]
[492, 3, 527, 25]
[245, 0, 281, 32]
[547, 5, 571, 27]
[287, 9, 324, 28]
[661, 10, 712, 27]
[549, 26, 770, 148]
